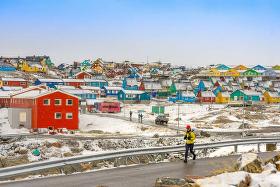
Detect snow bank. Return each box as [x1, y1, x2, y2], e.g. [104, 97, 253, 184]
[79, 114, 139, 134]
[197, 171, 248, 187]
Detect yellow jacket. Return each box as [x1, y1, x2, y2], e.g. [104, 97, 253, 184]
[184, 131, 196, 144]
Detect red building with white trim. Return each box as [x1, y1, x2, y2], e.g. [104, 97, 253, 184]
[8, 89, 79, 130]
[75, 72, 92, 79]
[1, 78, 28, 88]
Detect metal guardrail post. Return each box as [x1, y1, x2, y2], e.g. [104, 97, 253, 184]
[234, 145, 238, 153]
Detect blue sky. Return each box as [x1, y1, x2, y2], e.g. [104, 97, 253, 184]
[0, 0, 279, 66]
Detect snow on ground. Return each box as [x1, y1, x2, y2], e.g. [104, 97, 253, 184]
[197, 171, 280, 187]
[79, 114, 177, 136]
[0, 108, 29, 135]
[117, 103, 280, 131]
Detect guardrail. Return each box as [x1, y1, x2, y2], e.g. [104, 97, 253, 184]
[0, 137, 280, 180]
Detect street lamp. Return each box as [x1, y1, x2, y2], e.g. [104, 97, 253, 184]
[176, 101, 184, 135]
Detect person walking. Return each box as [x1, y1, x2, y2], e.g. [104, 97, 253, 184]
[139, 113, 143, 123]
[184, 125, 196, 163]
[129, 111, 133, 121]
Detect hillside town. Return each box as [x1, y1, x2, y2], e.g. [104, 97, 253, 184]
[0, 56, 279, 133]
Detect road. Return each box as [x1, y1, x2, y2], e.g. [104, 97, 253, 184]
[1, 152, 279, 187]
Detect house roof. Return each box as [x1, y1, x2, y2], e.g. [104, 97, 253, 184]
[174, 83, 188, 91]
[121, 89, 145, 95]
[38, 78, 63, 83]
[1, 86, 23, 91]
[80, 86, 101, 90]
[12, 90, 50, 99]
[103, 86, 122, 90]
[243, 90, 262, 96]
[201, 91, 215, 97]
[267, 91, 280, 98]
[181, 91, 195, 97]
[62, 79, 85, 83]
[2, 77, 26, 82]
[84, 79, 107, 83]
[220, 92, 231, 97]
[56, 85, 76, 90]
[143, 82, 162, 90]
[62, 89, 95, 95]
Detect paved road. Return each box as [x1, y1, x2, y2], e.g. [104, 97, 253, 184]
[1, 152, 279, 187]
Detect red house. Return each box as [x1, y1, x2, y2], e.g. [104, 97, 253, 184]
[75, 72, 92, 79]
[197, 91, 216, 103]
[63, 79, 85, 88]
[8, 89, 79, 130]
[1, 78, 28, 88]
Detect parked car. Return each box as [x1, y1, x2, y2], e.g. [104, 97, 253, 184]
[155, 115, 168, 125]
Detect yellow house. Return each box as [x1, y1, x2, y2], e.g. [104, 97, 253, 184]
[272, 65, 280, 70]
[224, 68, 240, 77]
[92, 58, 104, 74]
[208, 68, 221, 77]
[216, 92, 230, 103]
[233, 65, 248, 70]
[18, 60, 47, 73]
[263, 91, 280, 103]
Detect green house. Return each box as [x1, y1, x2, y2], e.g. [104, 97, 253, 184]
[242, 69, 260, 77]
[230, 90, 261, 102]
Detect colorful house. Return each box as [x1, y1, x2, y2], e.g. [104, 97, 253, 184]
[18, 60, 47, 73]
[215, 92, 230, 103]
[196, 80, 213, 93]
[197, 91, 216, 103]
[263, 91, 280, 103]
[122, 78, 139, 90]
[272, 65, 280, 70]
[75, 71, 92, 79]
[62, 89, 97, 100]
[118, 89, 150, 104]
[252, 65, 266, 71]
[213, 86, 223, 96]
[242, 69, 260, 77]
[103, 86, 122, 97]
[230, 90, 261, 102]
[91, 58, 104, 74]
[62, 79, 85, 88]
[216, 64, 231, 70]
[178, 91, 196, 103]
[80, 60, 92, 71]
[8, 89, 79, 130]
[0, 62, 16, 72]
[34, 78, 64, 88]
[208, 68, 221, 77]
[84, 79, 108, 88]
[1, 78, 28, 88]
[233, 65, 248, 71]
[262, 69, 277, 78]
[224, 69, 240, 77]
[80, 86, 101, 97]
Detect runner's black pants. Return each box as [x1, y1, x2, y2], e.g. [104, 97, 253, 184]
[185, 144, 195, 160]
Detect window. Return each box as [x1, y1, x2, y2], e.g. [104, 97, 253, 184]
[20, 82, 26, 85]
[3, 81, 8, 85]
[55, 99, 61, 105]
[43, 99, 50, 105]
[66, 99, 73, 106]
[54, 112, 62, 119]
[66, 113, 73, 119]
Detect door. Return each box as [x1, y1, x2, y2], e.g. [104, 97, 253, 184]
[19, 112, 27, 128]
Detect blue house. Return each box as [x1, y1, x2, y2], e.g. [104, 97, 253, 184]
[169, 91, 196, 103]
[213, 86, 223, 96]
[252, 65, 266, 71]
[62, 89, 97, 100]
[0, 62, 16, 72]
[122, 78, 139, 90]
[84, 79, 108, 88]
[34, 78, 64, 88]
[118, 89, 150, 103]
[216, 64, 230, 70]
[194, 80, 213, 94]
[262, 69, 277, 77]
[103, 86, 122, 97]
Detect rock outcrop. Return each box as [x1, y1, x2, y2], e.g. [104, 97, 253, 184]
[235, 153, 263, 173]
